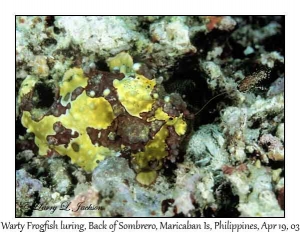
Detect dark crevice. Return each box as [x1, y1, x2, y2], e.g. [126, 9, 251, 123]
[213, 180, 240, 217]
[165, 55, 229, 128]
[45, 16, 55, 27]
[34, 83, 55, 109]
[223, 37, 246, 59]
[42, 38, 57, 46]
[95, 59, 110, 72]
[191, 29, 233, 59]
[165, 55, 211, 110]
[268, 160, 284, 170]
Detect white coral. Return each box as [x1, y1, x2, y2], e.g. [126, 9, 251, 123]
[56, 16, 139, 56]
[260, 51, 284, 68]
[201, 61, 237, 91]
[221, 107, 247, 135]
[226, 165, 283, 217]
[276, 123, 284, 142]
[217, 16, 237, 31]
[249, 94, 284, 117]
[226, 171, 250, 201]
[174, 191, 195, 215]
[174, 164, 216, 213]
[239, 190, 283, 217]
[150, 20, 196, 56]
[187, 124, 228, 170]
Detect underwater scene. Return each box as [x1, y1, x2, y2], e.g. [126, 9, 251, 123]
[16, 16, 284, 217]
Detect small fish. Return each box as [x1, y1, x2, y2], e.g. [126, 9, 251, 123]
[238, 69, 270, 92]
